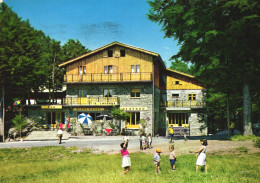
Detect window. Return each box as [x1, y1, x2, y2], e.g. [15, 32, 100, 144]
[136, 65, 140, 73]
[126, 112, 140, 126]
[131, 65, 140, 73]
[188, 94, 196, 101]
[172, 94, 179, 98]
[131, 65, 135, 73]
[78, 89, 87, 97]
[175, 81, 179, 84]
[79, 66, 86, 74]
[108, 50, 113, 57]
[168, 113, 188, 126]
[104, 89, 113, 97]
[104, 65, 113, 74]
[131, 88, 140, 98]
[120, 50, 125, 57]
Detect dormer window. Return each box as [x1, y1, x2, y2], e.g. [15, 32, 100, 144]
[120, 50, 125, 57]
[108, 50, 113, 57]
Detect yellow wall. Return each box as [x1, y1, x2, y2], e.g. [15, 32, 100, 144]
[166, 74, 204, 90]
[66, 46, 153, 75]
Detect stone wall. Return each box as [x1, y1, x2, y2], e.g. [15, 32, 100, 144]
[189, 112, 207, 136]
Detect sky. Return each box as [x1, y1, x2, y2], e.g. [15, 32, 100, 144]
[4, 0, 179, 67]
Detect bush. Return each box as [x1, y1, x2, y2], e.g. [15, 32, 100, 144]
[236, 146, 249, 153]
[254, 138, 260, 148]
[231, 135, 259, 141]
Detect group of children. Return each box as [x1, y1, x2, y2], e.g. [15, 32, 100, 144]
[120, 138, 208, 175]
[139, 133, 152, 150]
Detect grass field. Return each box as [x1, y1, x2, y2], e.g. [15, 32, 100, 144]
[0, 146, 259, 183]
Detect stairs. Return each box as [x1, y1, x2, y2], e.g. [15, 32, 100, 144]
[25, 130, 71, 141]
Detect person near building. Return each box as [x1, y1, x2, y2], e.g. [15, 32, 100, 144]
[57, 128, 63, 144]
[168, 125, 174, 143]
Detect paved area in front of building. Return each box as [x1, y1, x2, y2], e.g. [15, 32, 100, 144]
[0, 136, 170, 153]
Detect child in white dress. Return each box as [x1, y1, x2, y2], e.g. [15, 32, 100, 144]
[190, 139, 207, 173]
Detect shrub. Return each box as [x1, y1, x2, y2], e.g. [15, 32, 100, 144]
[254, 138, 260, 148]
[236, 146, 249, 153]
[231, 135, 259, 141]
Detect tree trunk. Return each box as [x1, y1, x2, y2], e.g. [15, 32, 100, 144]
[243, 75, 253, 136]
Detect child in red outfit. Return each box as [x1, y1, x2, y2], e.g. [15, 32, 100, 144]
[120, 141, 131, 175]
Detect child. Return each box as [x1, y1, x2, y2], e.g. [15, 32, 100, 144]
[147, 133, 152, 149]
[120, 141, 131, 175]
[154, 148, 162, 174]
[168, 125, 174, 143]
[190, 139, 208, 173]
[169, 145, 176, 171]
[139, 134, 142, 150]
[141, 133, 146, 150]
[57, 127, 63, 144]
[183, 126, 187, 141]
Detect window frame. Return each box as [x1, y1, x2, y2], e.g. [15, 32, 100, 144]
[126, 112, 140, 128]
[120, 49, 125, 57]
[103, 89, 113, 97]
[188, 94, 196, 101]
[108, 50, 113, 57]
[168, 113, 188, 127]
[130, 88, 140, 98]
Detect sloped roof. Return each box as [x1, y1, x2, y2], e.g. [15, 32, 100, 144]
[166, 68, 195, 78]
[59, 41, 163, 67]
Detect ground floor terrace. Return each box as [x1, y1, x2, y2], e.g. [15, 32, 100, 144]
[27, 103, 207, 136]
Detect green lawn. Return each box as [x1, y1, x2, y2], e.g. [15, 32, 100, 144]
[0, 146, 259, 183]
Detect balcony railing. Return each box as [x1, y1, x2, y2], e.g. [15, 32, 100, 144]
[160, 100, 204, 108]
[64, 72, 153, 83]
[63, 96, 120, 106]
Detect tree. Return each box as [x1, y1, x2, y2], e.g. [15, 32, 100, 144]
[12, 113, 27, 140]
[110, 107, 131, 134]
[148, 0, 260, 135]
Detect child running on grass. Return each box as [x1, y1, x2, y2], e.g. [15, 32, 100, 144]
[120, 141, 131, 175]
[154, 148, 162, 174]
[169, 145, 176, 171]
[190, 139, 208, 173]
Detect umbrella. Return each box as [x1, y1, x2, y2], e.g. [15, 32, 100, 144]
[78, 113, 93, 125]
[13, 100, 21, 106]
[96, 114, 112, 121]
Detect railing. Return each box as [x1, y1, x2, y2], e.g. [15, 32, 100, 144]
[160, 100, 204, 108]
[64, 72, 153, 82]
[63, 96, 120, 106]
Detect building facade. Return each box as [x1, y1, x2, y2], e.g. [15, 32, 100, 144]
[27, 42, 207, 136]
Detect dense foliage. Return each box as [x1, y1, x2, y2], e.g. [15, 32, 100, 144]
[148, 0, 260, 135]
[0, 3, 90, 139]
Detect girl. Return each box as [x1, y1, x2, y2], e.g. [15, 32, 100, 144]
[190, 139, 208, 173]
[120, 142, 131, 175]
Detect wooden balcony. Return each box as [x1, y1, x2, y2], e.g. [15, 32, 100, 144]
[63, 96, 119, 106]
[64, 72, 152, 83]
[160, 100, 204, 108]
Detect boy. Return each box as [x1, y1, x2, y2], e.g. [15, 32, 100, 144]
[168, 125, 174, 143]
[169, 145, 176, 171]
[154, 148, 162, 174]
